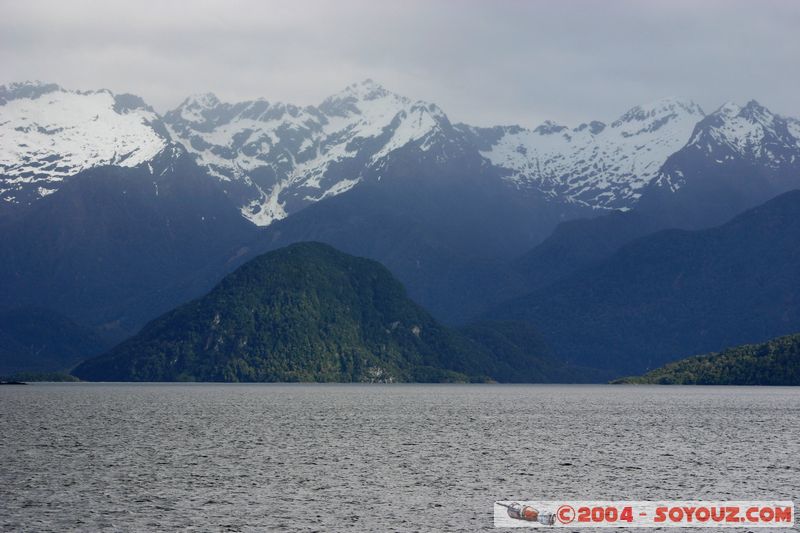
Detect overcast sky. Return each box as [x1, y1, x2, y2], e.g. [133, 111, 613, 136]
[2, 0, 798, 128]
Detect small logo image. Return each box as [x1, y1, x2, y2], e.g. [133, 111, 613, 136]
[494, 500, 794, 528]
[556, 504, 575, 524]
[497, 502, 556, 525]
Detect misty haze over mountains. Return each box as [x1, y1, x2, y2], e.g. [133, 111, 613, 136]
[2, 79, 800, 379]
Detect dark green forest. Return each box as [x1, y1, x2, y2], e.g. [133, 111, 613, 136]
[615, 333, 800, 385]
[74, 242, 573, 382]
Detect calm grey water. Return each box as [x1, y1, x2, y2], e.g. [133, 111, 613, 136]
[1, 384, 798, 532]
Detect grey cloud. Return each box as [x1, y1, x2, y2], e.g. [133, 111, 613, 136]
[1, 0, 798, 128]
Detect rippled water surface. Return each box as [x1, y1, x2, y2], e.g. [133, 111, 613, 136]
[1, 384, 798, 532]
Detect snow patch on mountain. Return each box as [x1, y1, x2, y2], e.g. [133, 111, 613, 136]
[165, 79, 450, 225]
[691, 101, 795, 162]
[653, 100, 800, 191]
[477, 98, 705, 208]
[787, 118, 800, 145]
[242, 180, 288, 227]
[3, 80, 798, 227]
[0, 82, 167, 204]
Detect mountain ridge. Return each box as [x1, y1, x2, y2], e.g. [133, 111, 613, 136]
[5, 80, 799, 230]
[489, 189, 800, 375]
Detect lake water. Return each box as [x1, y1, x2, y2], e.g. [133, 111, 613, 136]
[1, 384, 798, 532]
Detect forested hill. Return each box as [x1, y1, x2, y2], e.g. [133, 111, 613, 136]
[614, 333, 800, 385]
[73, 242, 579, 383]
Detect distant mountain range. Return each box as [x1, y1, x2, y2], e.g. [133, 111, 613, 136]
[2, 79, 800, 380]
[4, 80, 800, 228]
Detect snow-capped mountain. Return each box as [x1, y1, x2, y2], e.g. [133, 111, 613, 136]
[2, 79, 799, 229]
[164, 80, 459, 225]
[0, 82, 169, 206]
[633, 99, 800, 228]
[470, 98, 706, 209]
[653, 100, 800, 192]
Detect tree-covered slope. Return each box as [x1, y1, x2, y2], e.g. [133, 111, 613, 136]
[73, 242, 566, 382]
[614, 333, 800, 385]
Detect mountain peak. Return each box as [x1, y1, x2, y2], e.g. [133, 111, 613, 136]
[703, 100, 778, 127]
[174, 92, 222, 123]
[743, 99, 766, 111]
[343, 78, 392, 100]
[323, 79, 405, 108]
[181, 92, 221, 110]
[739, 99, 775, 124]
[667, 98, 800, 187]
[614, 98, 704, 126]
